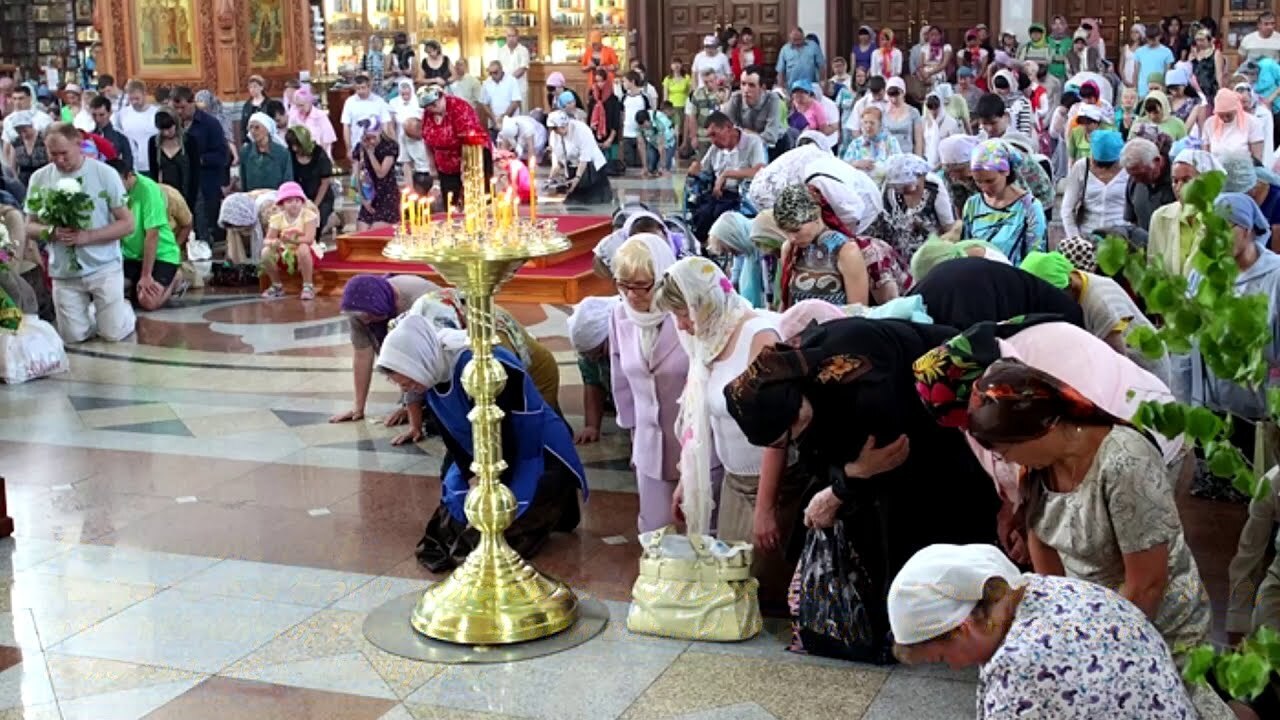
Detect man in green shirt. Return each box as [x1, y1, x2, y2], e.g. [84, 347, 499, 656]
[110, 159, 182, 310]
[1047, 15, 1074, 81]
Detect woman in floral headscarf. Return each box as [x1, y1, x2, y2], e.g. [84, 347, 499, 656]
[874, 154, 957, 263]
[652, 257, 810, 611]
[961, 140, 1047, 264]
[841, 106, 900, 180]
[773, 183, 908, 307]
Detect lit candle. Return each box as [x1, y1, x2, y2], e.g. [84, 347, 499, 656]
[402, 191, 414, 230]
[418, 199, 430, 232]
[446, 193, 453, 224]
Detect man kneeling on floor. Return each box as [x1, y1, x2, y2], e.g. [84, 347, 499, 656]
[24, 122, 136, 343]
[110, 159, 183, 310]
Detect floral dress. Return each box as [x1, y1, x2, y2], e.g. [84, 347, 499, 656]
[356, 137, 400, 225]
[978, 573, 1194, 719]
[421, 95, 488, 179]
[878, 179, 948, 263]
[782, 229, 908, 308]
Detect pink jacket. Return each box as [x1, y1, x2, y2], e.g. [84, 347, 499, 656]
[609, 304, 689, 481]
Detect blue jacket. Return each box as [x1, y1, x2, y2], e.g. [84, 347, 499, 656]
[427, 347, 587, 523]
[185, 109, 229, 180]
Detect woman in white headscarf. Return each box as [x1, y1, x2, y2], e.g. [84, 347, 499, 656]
[1147, 148, 1224, 277]
[747, 144, 883, 236]
[937, 133, 983, 216]
[922, 88, 962, 167]
[653, 256, 811, 611]
[566, 295, 620, 444]
[875, 154, 957, 263]
[609, 233, 695, 533]
[889, 544, 1197, 718]
[377, 315, 588, 572]
[387, 78, 419, 136]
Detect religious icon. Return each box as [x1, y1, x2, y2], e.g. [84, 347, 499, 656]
[249, 0, 287, 67]
[134, 0, 197, 69]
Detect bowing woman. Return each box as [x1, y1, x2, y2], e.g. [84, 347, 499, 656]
[723, 317, 1001, 657]
[377, 316, 588, 572]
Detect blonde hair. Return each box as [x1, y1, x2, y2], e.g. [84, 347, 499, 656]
[612, 237, 655, 283]
[892, 577, 1022, 664]
[652, 272, 688, 313]
[861, 105, 883, 122]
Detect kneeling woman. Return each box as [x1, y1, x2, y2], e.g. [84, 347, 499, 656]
[724, 317, 1001, 654]
[890, 543, 1198, 718]
[377, 316, 588, 572]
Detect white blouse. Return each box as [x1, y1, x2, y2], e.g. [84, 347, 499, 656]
[869, 48, 903, 78]
[1060, 159, 1130, 239]
[551, 120, 607, 172]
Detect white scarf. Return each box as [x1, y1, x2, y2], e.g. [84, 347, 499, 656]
[666, 257, 752, 535]
[377, 315, 469, 388]
[618, 233, 677, 362]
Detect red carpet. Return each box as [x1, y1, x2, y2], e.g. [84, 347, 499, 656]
[317, 252, 595, 278]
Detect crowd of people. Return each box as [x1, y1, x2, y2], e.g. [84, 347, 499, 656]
[8, 12, 1280, 718]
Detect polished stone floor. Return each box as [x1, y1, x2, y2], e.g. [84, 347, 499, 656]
[0, 174, 1245, 719]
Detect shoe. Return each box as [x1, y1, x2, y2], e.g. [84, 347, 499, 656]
[300, 284, 316, 301]
[261, 284, 285, 299]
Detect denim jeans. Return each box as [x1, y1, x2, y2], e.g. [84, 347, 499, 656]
[645, 141, 675, 173]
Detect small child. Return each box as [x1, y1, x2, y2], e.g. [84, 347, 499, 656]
[634, 108, 675, 178]
[494, 149, 532, 203]
[261, 182, 322, 300]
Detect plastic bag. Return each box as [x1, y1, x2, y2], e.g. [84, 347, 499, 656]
[790, 521, 881, 663]
[0, 316, 69, 384]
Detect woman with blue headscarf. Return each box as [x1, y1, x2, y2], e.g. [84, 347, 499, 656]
[708, 211, 767, 308]
[1059, 129, 1130, 240]
[1176, 192, 1280, 454]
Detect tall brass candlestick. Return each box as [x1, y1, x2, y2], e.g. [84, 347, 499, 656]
[389, 133, 578, 645]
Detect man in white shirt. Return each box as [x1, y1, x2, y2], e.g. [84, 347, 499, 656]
[1242, 12, 1280, 64]
[848, 75, 889, 139]
[689, 111, 766, 194]
[398, 116, 435, 196]
[2, 85, 52, 146]
[339, 74, 392, 160]
[480, 61, 522, 132]
[110, 80, 157, 173]
[496, 28, 531, 110]
[691, 35, 731, 89]
[96, 73, 127, 113]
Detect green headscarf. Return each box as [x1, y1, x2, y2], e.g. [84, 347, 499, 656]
[288, 124, 316, 155]
[910, 237, 1004, 282]
[1028, 23, 1048, 48]
[1019, 250, 1073, 289]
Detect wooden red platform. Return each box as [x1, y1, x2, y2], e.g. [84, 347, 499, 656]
[273, 214, 615, 304]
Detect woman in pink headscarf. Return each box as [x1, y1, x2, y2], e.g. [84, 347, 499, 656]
[286, 86, 337, 158]
[1204, 87, 1265, 162]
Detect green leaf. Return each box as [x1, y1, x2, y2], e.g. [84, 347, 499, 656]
[1215, 651, 1273, 701]
[1152, 403, 1186, 438]
[1095, 236, 1129, 276]
[1206, 442, 1246, 479]
[1185, 407, 1223, 443]
[1182, 645, 1216, 683]
[1186, 170, 1226, 209]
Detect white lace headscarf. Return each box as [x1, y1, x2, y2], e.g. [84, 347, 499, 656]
[376, 315, 469, 389]
[616, 233, 677, 361]
[660, 256, 753, 535]
[567, 295, 620, 353]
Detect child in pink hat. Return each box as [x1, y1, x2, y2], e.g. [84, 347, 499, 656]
[261, 181, 323, 300]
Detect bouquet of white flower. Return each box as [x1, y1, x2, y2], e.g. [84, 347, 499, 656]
[25, 177, 97, 273]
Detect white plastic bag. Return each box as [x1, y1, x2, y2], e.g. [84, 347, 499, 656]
[184, 239, 214, 288]
[0, 316, 69, 384]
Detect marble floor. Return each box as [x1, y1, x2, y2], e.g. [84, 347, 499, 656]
[0, 174, 1245, 719]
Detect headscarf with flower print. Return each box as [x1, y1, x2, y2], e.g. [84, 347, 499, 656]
[288, 124, 316, 155]
[913, 315, 1064, 430]
[966, 358, 1131, 449]
[658, 256, 755, 536]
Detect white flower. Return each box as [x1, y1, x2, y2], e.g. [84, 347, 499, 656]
[54, 178, 83, 194]
[0, 223, 10, 252]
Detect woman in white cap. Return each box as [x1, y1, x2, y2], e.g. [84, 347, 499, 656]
[566, 295, 620, 444]
[881, 77, 923, 155]
[546, 110, 612, 203]
[889, 543, 1197, 718]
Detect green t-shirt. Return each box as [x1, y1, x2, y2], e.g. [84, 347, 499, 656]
[123, 174, 180, 265]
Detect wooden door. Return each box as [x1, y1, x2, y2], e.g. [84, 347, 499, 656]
[1130, 0, 1204, 32]
[665, 1, 723, 66]
[723, 0, 786, 66]
[847, 0, 915, 58]
[1047, 0, 1127, 63]
[919, 0, 989, 55]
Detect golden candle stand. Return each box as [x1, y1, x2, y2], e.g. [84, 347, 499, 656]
[363, 132, 608, 654]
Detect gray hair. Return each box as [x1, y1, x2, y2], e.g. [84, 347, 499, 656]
[1119, 137, 1159, 169]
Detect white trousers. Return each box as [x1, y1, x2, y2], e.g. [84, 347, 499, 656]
[52, 266, 136, 343]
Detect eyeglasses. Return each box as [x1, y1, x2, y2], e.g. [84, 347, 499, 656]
[617, 281, 654, 295]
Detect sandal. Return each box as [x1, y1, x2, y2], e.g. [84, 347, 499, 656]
[261, 284, 285, 299]
[300, 284, 316, 301]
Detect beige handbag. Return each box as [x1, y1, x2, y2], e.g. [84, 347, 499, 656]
[626, 525, 762, 642]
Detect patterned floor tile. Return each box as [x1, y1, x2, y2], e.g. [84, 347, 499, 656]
[52, 589, 318, 673]
[665, 703, 779, 720]
[77, 404, 181, 429]
[859, 673, 975, 720]
[618, 651, 889, 720]
[59, 677, 207, 720]
[0, 654, 56, 710]
[100, 419, 196, 438]
[0, 539, 76, 577]
[25, 544, 219, 587]
[221, 609, 443, 700]
[403, 703, 532, 720]
[406, 637, 685, 720]
[4, 573, 158, 645]
[0, 703, 61, 719]
[182, 410, 289, 439]
[142, 676, 398, 719]
[227, 651, 397, 700]
[171, 560, 376, 607]
[332, 576, 433, 613]
[44, 653, 203, 702]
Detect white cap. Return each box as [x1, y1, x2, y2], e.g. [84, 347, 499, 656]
[1077, 104, 1104, 123]
[566, 295, 620, 353]
[888, 544, 1026, 645]
[703, 34, 718, 46]
[547, 110, 570, 129]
